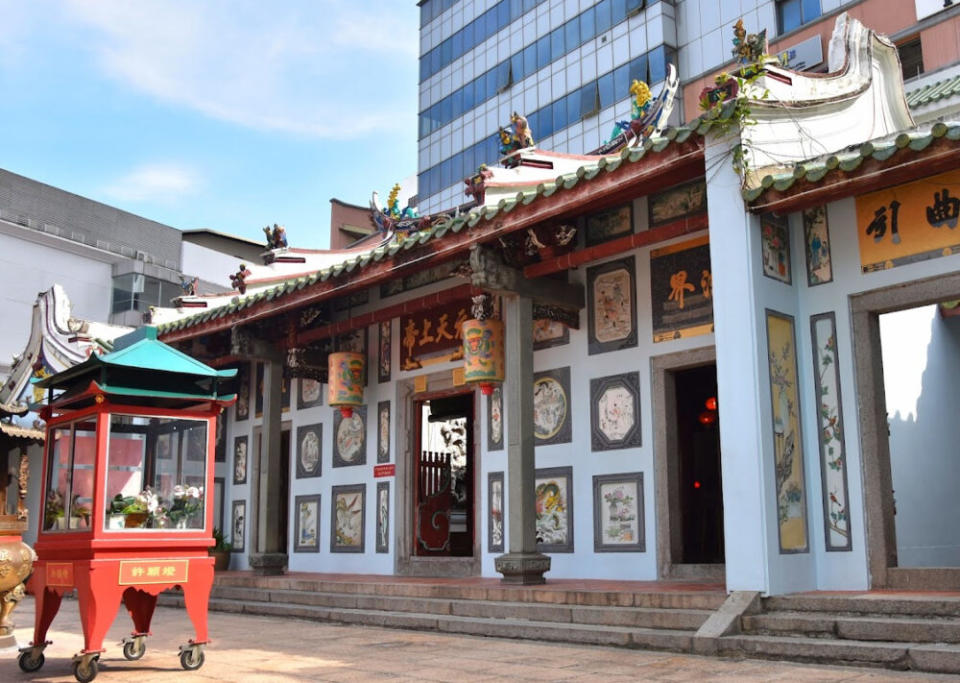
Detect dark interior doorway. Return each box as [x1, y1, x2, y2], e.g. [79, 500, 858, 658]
[674, 364, 724, 564]
[413, 392, 474, 557]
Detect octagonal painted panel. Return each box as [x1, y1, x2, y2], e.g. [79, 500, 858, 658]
[590, 372, 642, 451]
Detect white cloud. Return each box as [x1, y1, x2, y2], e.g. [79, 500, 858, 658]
[104, 163, 201, 203]
[59, 0, 418, 139]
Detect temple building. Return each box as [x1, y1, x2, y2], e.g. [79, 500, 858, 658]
[9, 16, 960, 606]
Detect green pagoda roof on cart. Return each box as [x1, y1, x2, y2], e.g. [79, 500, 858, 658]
[35, 326, 236, 403]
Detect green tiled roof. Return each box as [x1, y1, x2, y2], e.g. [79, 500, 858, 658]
[744, 121, 960, 203]
[907, 74, 960, 109]
[156, 114, 717, 337]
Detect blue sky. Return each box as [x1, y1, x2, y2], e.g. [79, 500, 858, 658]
[0, 0, 419, 248]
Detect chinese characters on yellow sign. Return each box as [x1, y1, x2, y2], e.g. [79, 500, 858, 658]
[118, 559, 189, 585]
[857, 168, 960, 272]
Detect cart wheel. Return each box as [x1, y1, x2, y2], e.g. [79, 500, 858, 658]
[17, 650, 44, 672]
[72, 657, 98, 683]
[179, 647, 205, 671]
[122, 639, 146, 660]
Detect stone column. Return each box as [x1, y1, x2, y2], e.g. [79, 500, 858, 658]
[494, 294, 550, 584]
[250, 359, 286, 575]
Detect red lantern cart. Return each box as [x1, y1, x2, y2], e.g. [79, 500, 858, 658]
[17, 327, 235, 682]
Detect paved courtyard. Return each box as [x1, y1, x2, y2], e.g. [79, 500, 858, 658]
[4, 595, 953, 681]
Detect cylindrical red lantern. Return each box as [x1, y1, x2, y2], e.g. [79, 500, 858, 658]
[462, 318, 505, 395]
[328, 351, 365, 418]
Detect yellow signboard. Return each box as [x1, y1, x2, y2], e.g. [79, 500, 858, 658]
[857, 168, 960, 272]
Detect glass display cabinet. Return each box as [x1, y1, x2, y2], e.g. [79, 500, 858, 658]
[18, 327, 235, 682]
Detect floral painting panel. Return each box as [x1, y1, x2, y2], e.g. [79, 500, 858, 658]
[535, 466, 573, 553]
[232, 436, 248, 485]
[377, 401, 391, 464]
[333, 405, 367, 467]
[803, 205, 833, 286]
[488, 386, 504, 451]
[593, 473, 645, 552]
[761, 214, 792, 284]
[590, 372, 642, 451]
[296, 423, 322, 479]
[766, 310, 809, 553]
[297, 378, 323, 410]
[587, 257, 637, 354]
[293, 494, 320, 553]
[811, 312, 852, 551]
[378, 320, 392, 383]
[231, 500, 246, 553]
[533, 367, 572, 446]
[488, 472, 504, 553]
[376, 481, 390, 553]
[532, 318, 569, 350]
[331, 484, 365, 553]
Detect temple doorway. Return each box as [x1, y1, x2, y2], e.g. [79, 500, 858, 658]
[252, 425, 290, 555]
[412, 392, 474, 558]
[652, 347, 725, 580]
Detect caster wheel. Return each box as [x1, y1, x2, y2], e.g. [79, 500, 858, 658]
[123, 639, 146, 660]
[180, 647, 205, 671]
[18, 650, 44, 672]
[73, 657, 98, 683]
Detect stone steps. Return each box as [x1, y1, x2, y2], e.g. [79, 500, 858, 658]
[743, 610, 960, 643]
[189, 584, 713, 630]
[728, 593, 960, 675]
[719, 633, 960, 674]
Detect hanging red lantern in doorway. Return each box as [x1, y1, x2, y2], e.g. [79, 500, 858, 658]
[328, 351, 365, 418]
[698, 396, 718, 426]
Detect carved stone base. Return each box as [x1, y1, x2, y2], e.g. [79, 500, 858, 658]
[248, 553, 287, 576]
[494, 552, 551, 585]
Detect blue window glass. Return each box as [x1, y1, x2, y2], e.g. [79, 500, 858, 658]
[451, 89, 464, 120]
[440, 38, 452, 66]
[474, 71, 487, 102]
[598, 72, 615, 109]
[511, 53, 525, 83]
[539, 102, 554, 138]
[523, 43, 537, 76]
[440, 96, 452, 124]
[550, 27, 565, 61]
[613, 63, 630, 101]
[510, 0, 524, 20]
[462, 80, 475, 112]
[495, 61, 511, 92]
[452, 31, 463, 58]
[611, 0, 627, 22]
[625, 0, 645, 15]
[595, 0, 613, 34]
[419, 114, 430, 139]
[536, 36, 551, 70]
[565, 92, 579, 126]
[801, 0, 821, 27]
[420, 59, 429, 83]
[430, 48, 441, 78]
[497, 1, 510, 30]
[580, 7, 595, 45]
[629, 53, 648, 84]
[777, 0, 802, 34]
[580, 83, 599, 118]
[649, 46, 667, 83]
[565, 18, 580, 51]
[553, 97, 566, 132]
[523, 0, 536, 12]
